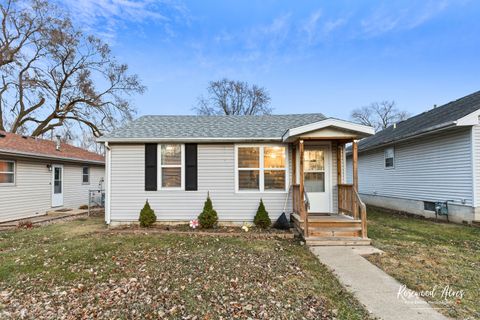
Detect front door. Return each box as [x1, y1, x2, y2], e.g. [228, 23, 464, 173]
[52, 165, 64, 207]
[304, 146, 331, 213]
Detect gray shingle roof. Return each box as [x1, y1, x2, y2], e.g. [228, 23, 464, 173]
[356, 90, 480, 152]
[100, 113, 327, 141]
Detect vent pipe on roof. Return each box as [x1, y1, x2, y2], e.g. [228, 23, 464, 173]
[393, 123, 397, 129]
[55, 135, 61, 151]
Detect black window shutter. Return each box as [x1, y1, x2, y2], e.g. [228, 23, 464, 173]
[145, 144, 157, 191]
[185, 143, 198, 191]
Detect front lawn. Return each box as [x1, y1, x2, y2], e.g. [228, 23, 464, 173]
[367, 207, 480, 319]
[0, 217, 371, 319]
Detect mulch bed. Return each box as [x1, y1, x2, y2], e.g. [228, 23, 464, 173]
[104, 225, 295, 239]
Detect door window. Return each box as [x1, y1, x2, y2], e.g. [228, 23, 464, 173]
[304, 149, 325, 192]
[54, 167, 62, 194]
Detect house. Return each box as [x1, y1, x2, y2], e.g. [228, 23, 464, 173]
[0, 131, 105, 222]
[98, 114, 374, 244]
[346, 91, 480, 224]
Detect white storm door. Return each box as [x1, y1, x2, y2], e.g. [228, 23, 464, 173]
[304, 146, 331, 213]
[52, 165, 64, 207]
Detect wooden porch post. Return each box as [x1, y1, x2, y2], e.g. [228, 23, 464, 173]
[292, 145, 297, 185]
[352, 140, 359, 219]
[337, 143, 343, 213]
[299, 140, 308, 237]
[352, 140, 358, 191]
[336, 143, 343, 185]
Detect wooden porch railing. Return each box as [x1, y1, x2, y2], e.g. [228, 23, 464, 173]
[338, 183, 368, 238]
[292, 184, 308, 236]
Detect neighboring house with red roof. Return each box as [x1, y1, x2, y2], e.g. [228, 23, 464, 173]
[0, 131, 105, 222]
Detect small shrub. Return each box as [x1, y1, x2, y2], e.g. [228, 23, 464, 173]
[17, 220, 33, 229]
[139, 200, 156, 227]
[254, 199, 271, 229]
[198, 193, 218, 228]
[79, 204, 88, 210]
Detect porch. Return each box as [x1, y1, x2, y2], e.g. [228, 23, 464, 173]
[289, 138, 369, 245]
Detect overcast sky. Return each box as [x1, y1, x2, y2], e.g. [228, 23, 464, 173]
[60, 0, 480, 120]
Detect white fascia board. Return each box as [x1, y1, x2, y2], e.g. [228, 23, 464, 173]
[456, 109, 480, 126]
[282, 118, 375, 141]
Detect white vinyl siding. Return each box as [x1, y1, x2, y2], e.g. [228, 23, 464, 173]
[0, 159, 104, 222]
[63, 165, 104, 208]
[109, 143, 294, 222]
[347, 127, 474, 206]
[473, 125, 480, 207]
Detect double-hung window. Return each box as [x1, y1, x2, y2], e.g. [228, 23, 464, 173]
[82, 166, 90, 184]
[384, 147, 395, 168]
[237, 146, 287, 192]
[159, 144, 184, 189]
[0, 160, 15, 184]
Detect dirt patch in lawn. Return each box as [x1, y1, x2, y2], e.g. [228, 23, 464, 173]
[0, 217, 371, 319]
[367, 207, 480, 319]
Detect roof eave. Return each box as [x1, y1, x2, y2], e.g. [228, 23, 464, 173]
[96, 137, 284, 143]
[0, 149, 105, 165]
[348, 121, 458, 155]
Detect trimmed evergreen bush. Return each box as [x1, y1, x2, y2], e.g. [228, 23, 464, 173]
[198, 193, 218, 228]
[139, 200, 156, 227]
[254, 199, 271, 229]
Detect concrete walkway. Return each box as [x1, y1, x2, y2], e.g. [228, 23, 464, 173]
[311, 246, 449, 320]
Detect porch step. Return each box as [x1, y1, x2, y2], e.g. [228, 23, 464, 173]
[308, 220, 362, 228]
[305, 237, 371, 246]
[308, 226, 362, 238]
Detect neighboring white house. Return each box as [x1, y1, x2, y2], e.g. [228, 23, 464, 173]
[347, 91, 480, 224]
[0, 131, 105, 222]
[98, 114, 374, 243]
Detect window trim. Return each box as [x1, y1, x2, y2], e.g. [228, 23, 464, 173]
[235, 144, 289, 193]
[384, 146, 395, 169]
[82, 165, 90, 185]
[0, 159, 15, 186]
[158, 144, 185, 190]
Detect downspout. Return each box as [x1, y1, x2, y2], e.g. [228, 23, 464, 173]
[105, 142, 112, 225]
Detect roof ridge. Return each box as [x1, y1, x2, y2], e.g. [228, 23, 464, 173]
[140, 113, 325, 117]
[401, 90, 480, 123]
[356, 90, 480, 152]
[1, 130, 99, 154]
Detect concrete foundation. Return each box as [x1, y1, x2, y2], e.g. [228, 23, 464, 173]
[360, 193, 476, 224]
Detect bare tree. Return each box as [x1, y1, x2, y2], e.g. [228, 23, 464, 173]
[351, 101, 409, 132]
[195, 78, 272, 115]
[0, 0, 145, 140]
